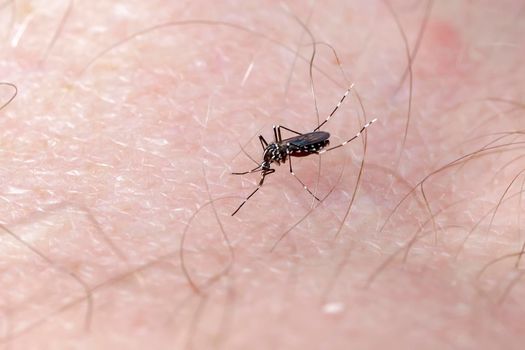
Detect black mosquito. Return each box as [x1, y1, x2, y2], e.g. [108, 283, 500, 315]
[231, 87, 377, 216]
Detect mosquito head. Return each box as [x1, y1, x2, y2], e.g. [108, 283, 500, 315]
[261, 161, 271, 171]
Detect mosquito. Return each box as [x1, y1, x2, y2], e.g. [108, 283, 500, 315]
[231, 87, 377, 216]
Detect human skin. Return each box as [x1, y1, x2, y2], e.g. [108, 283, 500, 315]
[0, 0, 524, 349]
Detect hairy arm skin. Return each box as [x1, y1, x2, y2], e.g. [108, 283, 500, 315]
[0, 0, 524, 349]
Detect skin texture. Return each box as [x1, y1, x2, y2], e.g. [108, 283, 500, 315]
[0, 0, 524, 349]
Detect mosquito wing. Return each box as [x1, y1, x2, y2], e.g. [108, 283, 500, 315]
[283, 131, 330, 147]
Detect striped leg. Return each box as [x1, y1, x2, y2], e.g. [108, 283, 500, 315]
[318, 118, 377, 154]
[288, 152, 320, 201]
[313, 83, 355, 132]
[232, 169, 274, 216]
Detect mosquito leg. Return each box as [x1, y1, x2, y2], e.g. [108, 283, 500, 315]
[232, 169, 274, 216]
[232, 164, 262, 175]
[288, 154, 320, 201]
[318, 118, 377, 154]
[259, 135, 268, 151]
[313, 84, 354, 132]
[276, 125, 303, 139]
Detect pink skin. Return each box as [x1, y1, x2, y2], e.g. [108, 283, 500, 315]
[0, 0, 524, 348]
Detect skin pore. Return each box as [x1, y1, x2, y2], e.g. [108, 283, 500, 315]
[0, 0, 524, 349]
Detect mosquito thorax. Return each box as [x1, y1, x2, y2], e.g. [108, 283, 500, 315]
[263, 143, 285, 164]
